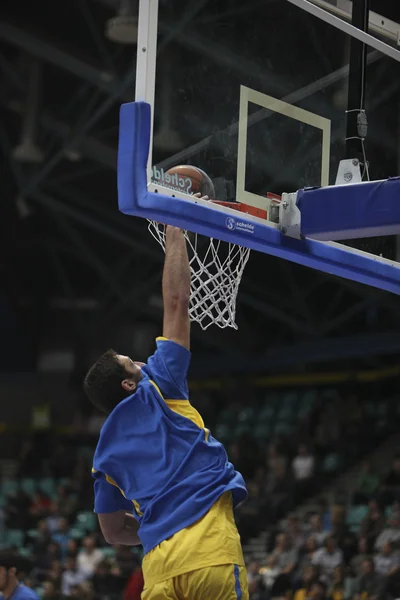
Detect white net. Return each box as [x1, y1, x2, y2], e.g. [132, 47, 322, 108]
[148, 221, 251, 330]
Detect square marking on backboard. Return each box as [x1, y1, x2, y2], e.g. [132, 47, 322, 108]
[236, 85, 331, 209]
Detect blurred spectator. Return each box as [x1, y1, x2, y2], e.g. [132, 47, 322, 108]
[266, 442, 287, 477]
[61, 557, 86, 597]
[293, 444, 315, 482]
[286, 514, 306, 551]
[123, 565, 144, 600]
[296, 537, 318, 575]
[46, 503, 63, 535]
[373, 541, 400, 575]
[66, 540, 79, 561]
[328, 565, 345, 600]
[293, 564, 319, 600]
[317, 498, 333, 533]
[272, 532, 298, 573]
[55, 487, 77, 521]
[42, 580, 65, 600]
[308, 514, 329, 547]
[246, 560, 262, 595]
[70, 581, 94, 600]
[381, 456, 400, 506]
[293, 444, 315, 502]
[30, 520, 52, 556]
[309, 580, 328, 600]
[6, 490, 31, 529]
[375, 514, 400, 550]
[312, 536, 343, 582]
[52, 519, 72, 559]
[360, 500, 385, 550]
[48, 561, 63, 591]
[354, 461, 381, 504]
[92, 561, 124, 598]
[29, 492, 51, 522]
[354, 557, 385, 600]
[350, 537, 369, 577]
[76, 537, 103, 578]
[114, 545, 139, 578]
[266, 463, 294, 521]
[260, 554, 281, 593]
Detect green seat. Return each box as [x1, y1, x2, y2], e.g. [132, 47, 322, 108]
[385, 505, 393, 519]
[77, 446, 94, 460]
[237, 407, 256, 423]
[276, 405, 294, 420]
[1, 480, 19, 495]
[39, 478, 56, 497]
[322, 453, 340, 473]
[0, 494, 7, 508]
[76, 511, 97, 532]
[6, 529, 24, 548]
[253, 423, 271, 441]
[274, 421, 293, 436]
[59, 478, 71, 487]
[101, 547, 116, 558]
[70, 528, 85, 540]
[21, 478, 36, 495]
[259, 405, 275, 420]
[233, 423, 251, 437]
[347, 505, 368, 528]
[19, 547, 32, 558]
[214, 424, 232, 444]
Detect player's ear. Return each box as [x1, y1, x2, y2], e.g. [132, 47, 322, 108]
[121, 378, 137, 393]
[8, 567, 17, 578]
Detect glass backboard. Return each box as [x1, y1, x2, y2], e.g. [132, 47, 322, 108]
[120, 0, 400, 296]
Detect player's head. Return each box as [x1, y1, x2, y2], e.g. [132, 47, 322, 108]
[0, 552, 29, 592]
[83, 349, 144, 414]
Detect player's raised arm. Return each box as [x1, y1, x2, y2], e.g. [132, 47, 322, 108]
[161, 226, 191, 350]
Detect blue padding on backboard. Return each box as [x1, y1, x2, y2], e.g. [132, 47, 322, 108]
[298, 178, 400, 240]
[118, 101, 400, 296]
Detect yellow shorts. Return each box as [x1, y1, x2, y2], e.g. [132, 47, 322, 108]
[141, 563, 249, 600]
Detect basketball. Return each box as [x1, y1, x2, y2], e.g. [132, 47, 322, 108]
[166, 165, 215, 198]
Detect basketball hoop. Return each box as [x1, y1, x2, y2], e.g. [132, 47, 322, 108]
[147, 220, 251, 330]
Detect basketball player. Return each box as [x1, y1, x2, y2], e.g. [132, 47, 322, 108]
[0, 552, 39, 600]
[84, 225, 249, 599]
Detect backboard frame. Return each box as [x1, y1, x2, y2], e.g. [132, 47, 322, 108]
[117, 0, 400, 296]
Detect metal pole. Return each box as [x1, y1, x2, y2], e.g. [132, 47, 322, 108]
[345, 0, 370, 160]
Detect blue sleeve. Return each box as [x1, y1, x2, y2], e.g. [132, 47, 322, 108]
[93, 478, 133, 514]
[144, 337, 191, 399]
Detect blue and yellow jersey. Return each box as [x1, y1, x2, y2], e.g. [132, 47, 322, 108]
[92, 337, 247, 560]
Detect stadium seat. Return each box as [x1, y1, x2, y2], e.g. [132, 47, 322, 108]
[1, 479, 19, 495]
[347, 505, 368, 531]
[39, 478, 56, 497]
[253, 423, 271, 441]
[6, 529, 24, 548]
[273, 421, 293, 436]
[76, 511, 97, 532]
[214, 424, 233, 445]
[259, 405, 275, 421]
[101, 547, 116, 558]
[322, 453, 341, 473]
[69, 528, 85, 540]
[237, 407, 257, 423]
[20, 478, 36, 495]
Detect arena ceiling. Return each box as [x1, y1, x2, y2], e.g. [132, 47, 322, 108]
[1, 0, 400, 376]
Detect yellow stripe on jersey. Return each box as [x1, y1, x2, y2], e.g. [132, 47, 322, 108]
[166, 400, 205, 429]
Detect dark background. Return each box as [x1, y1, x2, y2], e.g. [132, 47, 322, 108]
[1, 0, 400, 383]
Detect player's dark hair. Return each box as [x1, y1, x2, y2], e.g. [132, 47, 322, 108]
[83, 349, 130, 414]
